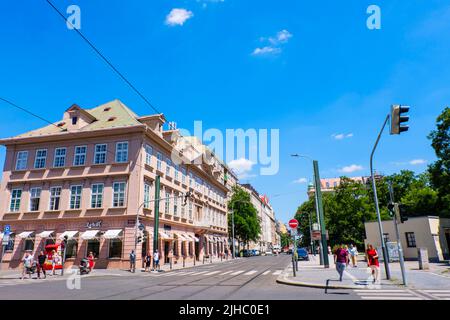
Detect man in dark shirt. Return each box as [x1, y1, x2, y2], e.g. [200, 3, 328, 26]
[333, 245, 349, 281]
[37, 251, 47, 279]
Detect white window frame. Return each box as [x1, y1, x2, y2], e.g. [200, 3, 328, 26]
[145, 144, 153, 165]
[69, 185, 82, 210]
[115, 141, 128, 163]
[91, 183, 104, 208]
[157, 152, 162, 171]
[165, 191, 171, 214]
[15, 151, 28, 170]
[49, 186, 62, 211]
[174, 165, 179, 181]
[144, 182, 151, 209]
[94, 144, 107, 164]
[10, 188, 22, 212]
[181, 167, 186, 184]
[53, 147, 67, 168]
[73, 145, 87, 166]
[173, 192, 179, 216]
[29, 187, 41, 211]
[34, 149, 47, 169]
[166, 158, 171, 177]
[112, 182, 126, 207]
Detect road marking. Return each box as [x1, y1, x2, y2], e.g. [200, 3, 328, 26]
[244, 270, 257, 275]
[220, 271, 233, 275]
[204, 271, 220, 276]
[262, 270, 270, 275]
[192, 271, 209, 276]
[273, 270, 282, 275]
[422, 290, 450, 293]
[360, 296, 422, 300]
[354, 289, 410, 293]
[230, 270, 244, 275]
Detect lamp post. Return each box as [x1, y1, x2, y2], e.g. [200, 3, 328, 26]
[291, 154, 329, 268]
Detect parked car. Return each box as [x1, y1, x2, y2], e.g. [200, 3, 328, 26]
[296, 247, 309, 261]
[265, 250, 274, 256]
[240, 249, 252, 257]
[252, 249, 261, 256]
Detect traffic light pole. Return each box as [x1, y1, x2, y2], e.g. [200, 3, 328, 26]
[388, 182, 407, 286]
[153, 176, 161, 260]
[370, 114, 391, 280]
[313, 160, 329, 268]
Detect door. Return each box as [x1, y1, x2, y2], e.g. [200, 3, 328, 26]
[164, 241, 170, 264]
[445, 231, 450, 260]
[195, 240, 200, 260]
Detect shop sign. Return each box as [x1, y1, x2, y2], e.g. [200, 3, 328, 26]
[86, 220, 102, 229]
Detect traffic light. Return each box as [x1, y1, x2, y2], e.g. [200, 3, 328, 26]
[387, 202, 395, 217]
[398, 204, 408, 223]
[390, 104, 410, 135]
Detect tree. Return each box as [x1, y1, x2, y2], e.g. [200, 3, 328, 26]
[428, 107, 450, 217]
[227, 186, 261, 252]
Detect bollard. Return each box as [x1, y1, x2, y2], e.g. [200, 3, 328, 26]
[170, 258, 172, 270]
[292, 255, 296, 277]
[183, 257, 185, 268]
[203, 256, 205, 264]
[296, 258, 298, 271]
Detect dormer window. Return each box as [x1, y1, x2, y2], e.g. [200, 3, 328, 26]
[72, 116, 78, 125]
[104, 107, 111, 112]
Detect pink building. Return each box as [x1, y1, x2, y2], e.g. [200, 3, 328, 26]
[0, 100, 235, 270]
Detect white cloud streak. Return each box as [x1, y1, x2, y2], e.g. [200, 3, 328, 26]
[165, 8, 193, 26]
[338, 164, 364, 173]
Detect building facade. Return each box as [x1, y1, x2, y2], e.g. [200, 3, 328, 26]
[307, 174, 384, 197]
[364, 216, 450, 262]
[0, 100, 235, 270]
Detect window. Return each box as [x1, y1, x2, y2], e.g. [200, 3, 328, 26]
[72, 116, 78, 125]
[188, 202, 193, 220]
[9, 189, 22, 212]
[86, 240, 100, 258]
[53, 147, 66, 167]
[165, 191, 170, 214]
[115, 142, 128, 163]
[34, 149, 47, 169]
[144, 183, 151, 209]
[109, 239, 123, 258]
[29, 187, 41, 211]
[174, 193, 179, 216]
[326, 182, 330, 188]
[181, 167, 186, 184]
[181, 201, 186, 217]
[166, 158, 171, 177]
[24, 235, 35, 251]
[70, 185, 82, 209]
[174, 241, 179, 256]
[333, 182, 338, 187]
[15, 151, 28, 170]
[65, 240, 78, 258]
[5, 236, 15, 251]
[91, 184, 104, 208]
[145, 144, 153, 165]
[49, 186, 62, 210]
[113, 182, 126, 207]
[94, 144, 107, 164]
[181, 242, 186, 256]
[174, 165, 179, 181]
[188, 242, 193, 256]
[73, 146, 87, 166]
[405, 232, 416, 248]
[156, 152, 162, 171]
[189, 172, 193, 186]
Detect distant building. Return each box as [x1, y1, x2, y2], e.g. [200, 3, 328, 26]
[364, 216, 450, 262]
[307, 174, 383, 197]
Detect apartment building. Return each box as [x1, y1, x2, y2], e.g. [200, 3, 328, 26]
[0, 100, 234, 270]
[307, 174, 384, 197]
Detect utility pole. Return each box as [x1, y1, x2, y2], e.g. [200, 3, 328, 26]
[231, 208, 236, 259]
[370, 114, 391, 280]
[313, 160, 329, 268]
[308, 212, 315, 256]
[388, 181, 407, 286]
[153, 176, 161, 258]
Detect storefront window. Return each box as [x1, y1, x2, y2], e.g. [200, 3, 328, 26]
[24, 237, 35, 251]
[174, 241, 179, 256]
[5, 237, 15, 251]
[189, 242, 193, 256]
[65, 240, 78, 258]
[109, 239, 122, 258]
[45, 238, 55, 246]
[181, 242, 186, 256]
[86, 240, 100, 258]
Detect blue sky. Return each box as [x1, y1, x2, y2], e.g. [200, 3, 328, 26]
[1, 0, 449, 225]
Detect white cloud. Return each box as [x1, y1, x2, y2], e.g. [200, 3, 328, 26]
[228, 158, 255, 179]
[293, 177, 308, 184]
[252, 46, 281, 56]
[409, 159, 427, 165]
[269, 29, 293, 45]
[332, 133, 353, 140]
[165, 8, 193, 26]
[338, 164, 364, 173]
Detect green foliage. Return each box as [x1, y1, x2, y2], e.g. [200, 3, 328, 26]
[227, 185, 261, 248]
[280, 232, 291, 247]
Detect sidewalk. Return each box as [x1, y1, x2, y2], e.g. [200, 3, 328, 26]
[276, 255, 450, 290]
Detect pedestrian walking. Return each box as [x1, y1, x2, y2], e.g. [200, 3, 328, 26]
[129, 249, 136, 273]
[21, 252, 34, 280]
[36, 250, 47, 279]
[348, 244, 358, 267]
[153, 250, 160, 271]
[144, 252, 152, 272]
[333, 244, 349, 282]
[344, 245, 350, 267]
[366, 244, 380, 284]
[87, 251, 95, 272]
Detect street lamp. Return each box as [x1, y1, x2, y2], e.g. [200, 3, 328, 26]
[291, 154, 329, 268]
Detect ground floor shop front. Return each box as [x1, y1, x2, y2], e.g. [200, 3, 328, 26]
[0, 216, 230, 270]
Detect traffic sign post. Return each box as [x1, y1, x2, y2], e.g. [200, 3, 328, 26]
[288, 219, 299, 229]
[1, 225, 11, 272]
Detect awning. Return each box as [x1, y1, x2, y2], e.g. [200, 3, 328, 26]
[174, 233, 186, 241]
[102, 229, 123, 239]
[59, 231, 78, 240]
[17, 231, 34, 239]
[37, 231, 54, 238]
[193, 235, 199, 242]
[0, 232, 14, 239]
[207, 235, 216, 243]
[80, 230, 100, 240]
[159, 231, 171, 239]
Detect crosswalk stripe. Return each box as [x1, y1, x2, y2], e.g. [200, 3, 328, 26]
[354, 289, 408, 293]
[430, 293, 450, 297]
[422, 290, 450, 293]
[231, 270, 244, 275]
[204, 271, 220, 276]
[244, 270, 257, 275]
[262, 270, 270, 275]
[220, 270, 233, 275]
[356, 292, 415, 296]
[273, 270, 282, 275]
[360, 296, 422, 300]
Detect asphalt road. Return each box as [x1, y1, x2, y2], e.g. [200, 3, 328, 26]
[0, 255, 362, 300]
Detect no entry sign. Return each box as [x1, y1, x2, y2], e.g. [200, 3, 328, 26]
[288, 219, 298, 229]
